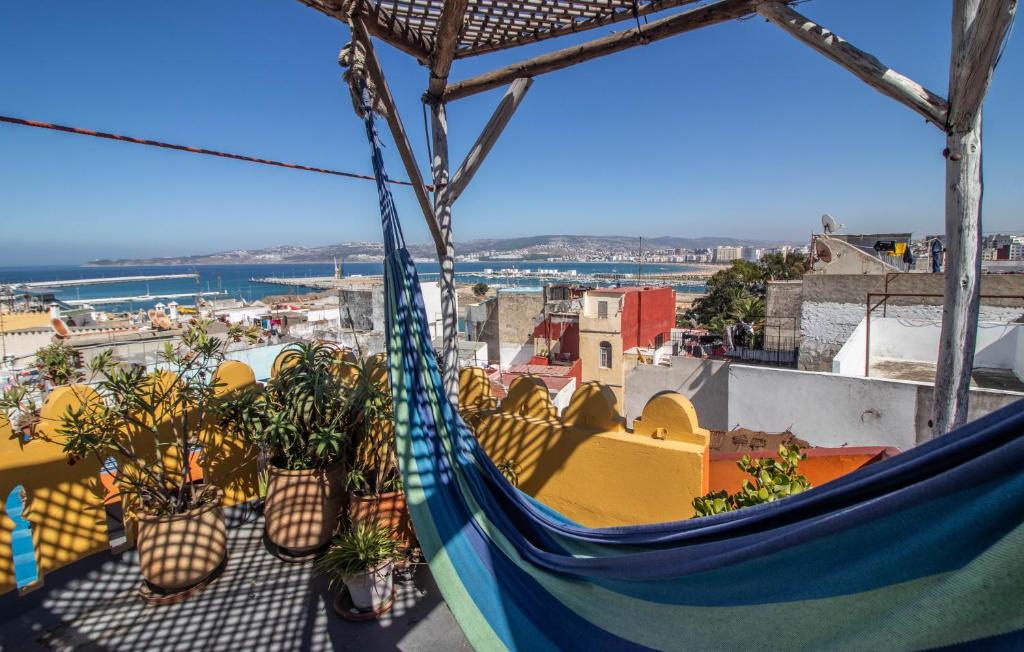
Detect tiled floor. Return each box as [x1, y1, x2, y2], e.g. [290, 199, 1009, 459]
[0, 510, 470, 651]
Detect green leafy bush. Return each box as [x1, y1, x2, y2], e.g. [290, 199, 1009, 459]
[34, 341, 82, 386]
[692, 444, 811, 517]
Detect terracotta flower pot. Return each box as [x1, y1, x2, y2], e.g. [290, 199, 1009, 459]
[348, 491, 414, 547]
[136, 486, 226, 592]
[264, 464, 345, 555]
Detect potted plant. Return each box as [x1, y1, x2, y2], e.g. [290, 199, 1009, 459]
[219, 341, 350, 558]
[316, 522, 400, 617]
[4, 322, 240, 596]
[342, 360, 412, 546]
[0, 341, 83, 438]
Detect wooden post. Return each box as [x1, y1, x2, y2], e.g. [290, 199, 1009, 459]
[426, 79, 533, 405]
[443, 0, 757, 101]
[350, 16, 446, 258]
[440, 78, 533, 207]
[932, 0, 1017, 436]
[756, 1, 948, 129]
[430, 101, 460, 404]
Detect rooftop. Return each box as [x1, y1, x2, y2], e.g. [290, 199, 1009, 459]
[0, 512, 470, 651]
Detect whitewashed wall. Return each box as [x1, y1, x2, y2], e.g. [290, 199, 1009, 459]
[833, 317, 1024, 376]
[728, 364, 1022, 450]
[729, 365, 920, 449]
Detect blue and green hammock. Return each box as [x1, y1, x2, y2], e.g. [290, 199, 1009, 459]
[360, 90, 1024, 650]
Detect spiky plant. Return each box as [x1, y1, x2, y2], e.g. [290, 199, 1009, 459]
[316, 523, 399, 588]
[218, 341, 350, 470]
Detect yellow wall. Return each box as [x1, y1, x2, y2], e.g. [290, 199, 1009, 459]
[0, 312, 52, 333]
[468, 375, 709, 527]
[0, 361, 259, 596]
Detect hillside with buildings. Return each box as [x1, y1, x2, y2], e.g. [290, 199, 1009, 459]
[85, 235, 793, 265]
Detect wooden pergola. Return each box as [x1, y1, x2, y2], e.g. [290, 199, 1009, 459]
[300, 0, 1017, 436]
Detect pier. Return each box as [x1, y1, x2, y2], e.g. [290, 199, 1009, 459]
[15, 273, 199, 289]
[249, 276, 380, 290]
[65, 290, 227, 306]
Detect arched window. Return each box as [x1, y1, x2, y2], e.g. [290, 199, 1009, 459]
[599, 341, 612, 368]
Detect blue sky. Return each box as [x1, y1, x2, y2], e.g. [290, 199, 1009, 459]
[1, 1, 1021, 264]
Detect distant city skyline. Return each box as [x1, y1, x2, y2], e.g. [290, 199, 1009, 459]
[1, 1, 1022, 265]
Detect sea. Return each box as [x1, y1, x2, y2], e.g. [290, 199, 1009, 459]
[0, 262, 707, 313]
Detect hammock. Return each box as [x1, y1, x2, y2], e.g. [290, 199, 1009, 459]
[359, 92, 1024, 650]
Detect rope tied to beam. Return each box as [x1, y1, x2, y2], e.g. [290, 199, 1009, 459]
[338, 0, 388, 119]
[339, 39, 389, 120]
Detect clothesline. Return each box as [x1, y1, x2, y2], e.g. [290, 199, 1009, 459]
[0, 114, 424, 188]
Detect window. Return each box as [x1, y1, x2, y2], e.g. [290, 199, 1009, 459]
[599, 341, 612, 368]
[597, 301, 608, 319]
[655, 333, 664, 348]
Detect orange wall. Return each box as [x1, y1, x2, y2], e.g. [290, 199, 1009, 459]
[709, 447, 899, 495]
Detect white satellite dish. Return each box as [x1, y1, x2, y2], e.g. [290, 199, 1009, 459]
[821, 214, 841, 234]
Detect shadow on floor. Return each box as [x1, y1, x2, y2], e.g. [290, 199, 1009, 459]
[0, 509, 469, 651]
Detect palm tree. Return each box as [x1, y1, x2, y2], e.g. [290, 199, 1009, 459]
[731, 297, 765, 331]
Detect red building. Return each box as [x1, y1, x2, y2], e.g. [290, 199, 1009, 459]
[579, 286, 676, 402]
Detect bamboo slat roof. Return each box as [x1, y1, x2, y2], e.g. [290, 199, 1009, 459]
[300, 0, 706, 61]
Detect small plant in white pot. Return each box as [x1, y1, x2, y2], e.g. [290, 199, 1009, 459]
[317, 522, 400, 618]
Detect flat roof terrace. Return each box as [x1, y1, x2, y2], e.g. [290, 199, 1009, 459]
[869, 359, 1024, 393]
[0, 512, 470, 651]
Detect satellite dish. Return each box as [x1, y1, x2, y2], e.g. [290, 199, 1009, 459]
[155, 314, 172, 330]
[147, 309, 159, 323]
[821, 214, 840, 234]
[814, 239, 833, 264]
[51, 317, 70, 338]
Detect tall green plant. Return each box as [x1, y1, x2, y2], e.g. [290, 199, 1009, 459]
[219, 341, 350, 471]
[6, 322, 240, 516]
[344, 358, 399, 495]
[692, 444, 811, 517]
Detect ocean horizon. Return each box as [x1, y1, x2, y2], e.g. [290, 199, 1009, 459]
[0, 261, 708, 312]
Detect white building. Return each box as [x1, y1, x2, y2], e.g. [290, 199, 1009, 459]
[714, 246, 744, 263]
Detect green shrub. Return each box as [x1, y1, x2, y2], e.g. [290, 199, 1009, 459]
[692, 444, 811, 517]
[34, 341, 82, 386]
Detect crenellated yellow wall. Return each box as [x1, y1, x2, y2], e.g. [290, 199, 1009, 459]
[0, 360, 259, 596]
[461, 369, 710, 527]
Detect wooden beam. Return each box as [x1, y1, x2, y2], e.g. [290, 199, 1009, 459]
[757, 1, 949, 129]
[947, 0, 1017, 133]
[300, 0, 432, 64]
[440, 78, 533, 206]
[429, 101, 460, 403]
[457, 0, 705, 59]
[351, 16, 446, 257]
[932, 0, 1016, 436]
[443, 0, 758, 101]
[427, 0, 470, 99]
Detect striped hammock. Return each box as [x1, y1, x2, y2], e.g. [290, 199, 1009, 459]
[359, 89, 1024, 650]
